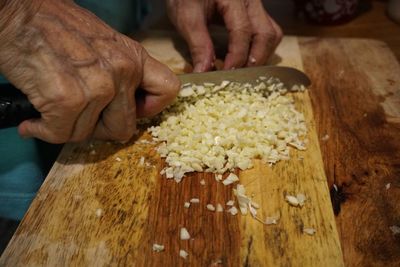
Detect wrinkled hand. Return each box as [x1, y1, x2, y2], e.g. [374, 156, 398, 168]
[167, 0, 282, 72]
[0, 0, 179, 144]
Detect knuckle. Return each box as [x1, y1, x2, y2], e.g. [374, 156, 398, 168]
[93, 83, 115, 104]
[53, 89, 87, 111]
[167, 73, 181, 98]
[259, 30, 278, 47]
[116, 56, 135, 71]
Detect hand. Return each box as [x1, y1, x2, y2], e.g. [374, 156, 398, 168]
[166, 0, 282, 72]
[0, 0, 180, 144]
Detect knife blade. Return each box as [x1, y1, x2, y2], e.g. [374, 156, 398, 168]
[0, 66, 310, 129]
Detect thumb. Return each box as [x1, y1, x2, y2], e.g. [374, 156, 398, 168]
[136, 53, 180, 118]
[18, 118, 72, 144]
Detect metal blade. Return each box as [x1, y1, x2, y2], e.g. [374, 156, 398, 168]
[178, 66, 311, 88]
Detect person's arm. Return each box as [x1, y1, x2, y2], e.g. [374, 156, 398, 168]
[0, 0, 179, 143]
[166, 0, 282, 72]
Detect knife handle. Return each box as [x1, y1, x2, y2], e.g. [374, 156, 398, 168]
[0, 83, 40, 129]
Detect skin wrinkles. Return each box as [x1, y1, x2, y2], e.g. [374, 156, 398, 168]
[0, 0, 180, 143]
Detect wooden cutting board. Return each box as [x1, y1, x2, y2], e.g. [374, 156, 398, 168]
[1, 34, 399, 266]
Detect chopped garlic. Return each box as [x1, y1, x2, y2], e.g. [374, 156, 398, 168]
[265, 215, 280, 225]
[303, 228, 316, 236]
[390, 225, 400, 235]
[184, 202, 191, 208]
[207, 204, 216, 211]
[228, 206, 238, 215]
[115, 157, 122, 162]
[179, 249, 189, 259]
[139, 156, 145, 165]
[285, 195, 300, 207]
[165, 167, 174, 179]
[296, 193, 307, 207]
[179, 86, 195, 97]
[147, 77, 307, 180]
[215, 174, 223, 182]
[180, 227, 190, 240]
[222, 173, 239, 186]
[200, 179, 206, 185]
[234, 184, 251, 215]
[321, 134, 330, 141]
[216, 204, 223, 212]
[226, 200, 235, 206]
[190, 198, 200, 203]
[95, 208, 103, 218]
[248, 203, 257, 218]
[152, 244, 165, 252]
[386, 183, 391, 190]
[250, 201, 260, 209]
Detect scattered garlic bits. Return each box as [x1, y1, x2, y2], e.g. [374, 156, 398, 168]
[228, 206, 238, 215]
[152, 244, 165, 252]
[285, 193, 307, 207]
[222, 173, 239, 186]
[303, 227, 317, 236]
[149, 78, 307, 182]
[206, 204, 216, 211]
[265, 215, 280, 225]
[180, 227, 191, 240]
[179, 249, 189, 259]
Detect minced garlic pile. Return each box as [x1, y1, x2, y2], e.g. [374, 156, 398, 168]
[148, 77, 307, 182]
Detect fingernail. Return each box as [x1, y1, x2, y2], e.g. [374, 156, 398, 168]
[249, 56, 257, 64]
[193, 64, 203, 73]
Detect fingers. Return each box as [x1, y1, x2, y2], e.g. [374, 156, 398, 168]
[92, 80, 137, 142]
[167, 1, 215, 72]
[68, 63, 115, 142]
[136, 54, 180, 118]
[216, 0, 252, 70]
[246, 0, 283, 66]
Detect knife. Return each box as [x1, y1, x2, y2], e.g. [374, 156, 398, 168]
[0, 66, 310, 129]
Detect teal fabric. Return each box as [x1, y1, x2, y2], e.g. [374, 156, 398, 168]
[77, 0, 148, 34]
[0, 0, 147, 220]
[0, 128, 62, 220]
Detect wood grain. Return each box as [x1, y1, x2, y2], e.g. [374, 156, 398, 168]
[0, 36, 344, 266]
[300, 38, 400, 267]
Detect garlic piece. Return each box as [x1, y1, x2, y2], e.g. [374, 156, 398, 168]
[216, 203, 223, 212]
[179, 249, 189, 259]
[152, 244, 165, 252]
[222, 173, 239, 186]
[228, 206, 239, 215]
[303, 228, 316, 236]
[285, 195, 300, 207]
[207, 204, 216, 211]
[190, 198, 200, 203]
[180, 227, 191, 240]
